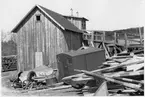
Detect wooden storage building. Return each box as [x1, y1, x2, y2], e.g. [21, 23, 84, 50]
[11, 5, 83, 71]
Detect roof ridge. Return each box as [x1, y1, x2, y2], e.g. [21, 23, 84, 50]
[37, 5, 65, 30]
[37, 5, 83, 33]
[12, 5, 83, 33]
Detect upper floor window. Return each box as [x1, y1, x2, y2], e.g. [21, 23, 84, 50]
[36, 14, 41, 22]
[82, 21, 86, 30]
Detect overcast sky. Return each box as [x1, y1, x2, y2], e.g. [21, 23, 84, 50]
[0, 0, 145, 32]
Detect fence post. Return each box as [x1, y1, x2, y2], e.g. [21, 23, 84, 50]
[114, 32, 117, 44]
[124, 32, 128, 50]
[139, 27, 143, 44]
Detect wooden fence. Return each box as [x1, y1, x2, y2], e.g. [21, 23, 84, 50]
[83, 28, 143, 48]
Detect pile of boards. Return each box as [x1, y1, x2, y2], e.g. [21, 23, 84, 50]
[2, 55, 17, 72]
[62, 51, 144, 96]
[100, 54, 144, 95]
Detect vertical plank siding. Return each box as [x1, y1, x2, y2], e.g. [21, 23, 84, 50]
[17, 9, 82, 71]
[66, 18, 83, 30]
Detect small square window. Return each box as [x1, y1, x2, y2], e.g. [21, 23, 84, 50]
[36, 15, 41, 21]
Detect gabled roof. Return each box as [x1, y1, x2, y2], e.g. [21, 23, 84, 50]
[12, 5, 83, 33]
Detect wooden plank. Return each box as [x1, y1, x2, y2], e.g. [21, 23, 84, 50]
[52, 21, 55, 65]
[22, 24, 26, 70]
[114, 77, 144, 84]
[62, 60, 144, 81]
[114, 32, 117, 44]
[102, 42, 110, 58]
[2, 55, 17, 58]
[17, 28, 21, 71]
[50, 85, 72, 90]
[124, 32, 127, 49]
[35, 52, 43, 67]
[47, 17, 50, 65]
[103, 31, 105, 42]
[33, 12, 37, 68]
[54, 27, 57, 69]
[49, 19, 52, 62]
[40, 13, 42, 52]
[23, 22, 26, 70]
[139, 27, 143, 44]
[26, 19, 29, 70]
[32, 12, 35, 69]
[41, 13, 44, 52]
[105, 70, 144, 78]
[108, 55, 133, 60]
[38, 20, 40, 52]
[45, 14, 47, 65]
[43, 14, 46, 65]
[75, 69, 143, 91]
[28, 18, 31, 69]
[48, 18, 51, 65]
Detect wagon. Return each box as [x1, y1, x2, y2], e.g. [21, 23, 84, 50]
[12, 66, 58, 90]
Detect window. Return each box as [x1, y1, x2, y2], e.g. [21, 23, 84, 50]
[82, 21, 86, 29]
[36, 14, 41, 21]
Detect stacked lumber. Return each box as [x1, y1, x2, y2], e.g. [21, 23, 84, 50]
[62, 53, 144, 96]
[2, 55, 17, 72]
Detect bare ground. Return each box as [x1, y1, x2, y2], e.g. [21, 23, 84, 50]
[1, 71, 86, 96]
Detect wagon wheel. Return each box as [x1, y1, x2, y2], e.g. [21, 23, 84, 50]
[22, 81, 33, 90]
[12, 80, 22, 89]
[22, 80, 28, 90]
[12, 71, 23, 88]
[22, 71, 37, 90]
[28, 82, 35, 90]
[27, 71, 36, 81]
[35, 82, 43, 90]
[72, 83, 85, 89]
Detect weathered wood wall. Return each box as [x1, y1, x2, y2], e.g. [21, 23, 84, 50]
[64, 17, 86, 30]
[17, 8, 82, 71]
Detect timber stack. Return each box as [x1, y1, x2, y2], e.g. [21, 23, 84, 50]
[62, 50, 144, 96]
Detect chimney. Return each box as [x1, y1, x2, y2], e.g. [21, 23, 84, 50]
[76, 11, 79, 17]
[70, 8, 73, 16]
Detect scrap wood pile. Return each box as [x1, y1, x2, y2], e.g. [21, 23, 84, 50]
[8, 47, 144, 96]
[73, 54, 144, 96]
[61, 49, 144, 96]
[2, 55, 17, 72]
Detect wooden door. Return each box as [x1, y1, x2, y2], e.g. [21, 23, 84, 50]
[35, 52, 43, 68]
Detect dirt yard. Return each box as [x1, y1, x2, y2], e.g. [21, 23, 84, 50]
[1, 70, 89, 96]
[1, 70, 131, 96]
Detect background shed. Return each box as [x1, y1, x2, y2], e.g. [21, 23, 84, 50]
[12, 5, 84, 71]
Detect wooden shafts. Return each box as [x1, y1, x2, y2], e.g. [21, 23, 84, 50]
[75, 69, 143, 92]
